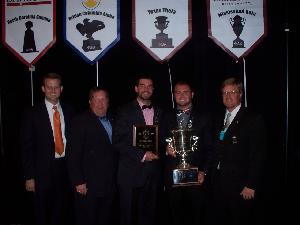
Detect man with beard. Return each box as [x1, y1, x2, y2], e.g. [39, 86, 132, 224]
[113, 75, 163, 225]
[161, 81, 213, 225]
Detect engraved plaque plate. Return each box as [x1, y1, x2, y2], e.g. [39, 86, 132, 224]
[133, 125, 158, 154]
[173, 167, 200, 187]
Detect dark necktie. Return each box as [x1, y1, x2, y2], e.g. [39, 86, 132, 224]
[142, 104, 153, 110]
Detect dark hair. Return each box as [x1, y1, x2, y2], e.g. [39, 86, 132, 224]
[25, 21, 33, 28]
[221, 77, 243, 93]
[135, 74, 153, 86]
[174, 80, 194, 92]
[89, 87, 109, 100]
[42, 72, 62, 85]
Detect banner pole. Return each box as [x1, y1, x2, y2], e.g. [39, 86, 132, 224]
[284, 23, 290, 187]
[167, 61, 175, 109]
[96, 61, 99, 87]
[242, 58, 248, 108]
[0, 87, 4, 157]
[29, 65, 35, 107]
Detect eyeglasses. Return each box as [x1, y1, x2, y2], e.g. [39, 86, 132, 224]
[222, 90, 240, 96]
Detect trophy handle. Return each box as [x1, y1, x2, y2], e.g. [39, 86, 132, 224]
[166, 137, 173, 147]
[191, 136, 199, 151]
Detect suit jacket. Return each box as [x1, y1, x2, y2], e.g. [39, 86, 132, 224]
[211, 107, 267, 192]
[20, 101, 74, 189]
[161, 108, 213, 188]
[67, 110, 116, 197]
[113, 100, 163, 187]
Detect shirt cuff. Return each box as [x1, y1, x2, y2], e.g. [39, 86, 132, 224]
[141, 153, 146, 162]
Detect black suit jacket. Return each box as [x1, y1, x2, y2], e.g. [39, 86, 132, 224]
[160, 108, 213, 188]
[113, 100, 163, 187]
[67, 110, 116, 197]
[20, 101, 74, 189]
[211, 107, 267, 192]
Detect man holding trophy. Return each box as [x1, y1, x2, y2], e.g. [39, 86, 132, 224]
[161, 81, 213, 225]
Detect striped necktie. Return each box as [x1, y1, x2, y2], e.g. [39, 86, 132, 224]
[224, 112, 231, 130]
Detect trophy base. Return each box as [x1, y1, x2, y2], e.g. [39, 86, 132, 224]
[232, 38, 245, 48]
[151, 33, 173, 48]
[172, 167, 200, 187]
[82, 39, 101, 52]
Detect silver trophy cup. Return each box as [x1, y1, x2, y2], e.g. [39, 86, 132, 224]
[166, 129, 199, 186]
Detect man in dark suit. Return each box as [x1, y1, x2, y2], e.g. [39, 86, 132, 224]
[67, 87, 116, 225]
[113, 75, 163, 225]
[161, 81, 213, 225]
[208, 77, 267, 225]
[20, 72, 74, 225]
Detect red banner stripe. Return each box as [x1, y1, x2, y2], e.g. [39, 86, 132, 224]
[7, 1, 51, 7]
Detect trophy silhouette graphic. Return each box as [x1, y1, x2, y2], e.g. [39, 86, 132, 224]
[76, 18, 105, 52]
[151, 16, 174, 48]
[230, 15, 246, 48]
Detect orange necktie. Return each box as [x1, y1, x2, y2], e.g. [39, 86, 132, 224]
[53, 105, 64, 155]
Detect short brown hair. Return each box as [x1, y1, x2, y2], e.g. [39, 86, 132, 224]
[42, 72, 62, 85]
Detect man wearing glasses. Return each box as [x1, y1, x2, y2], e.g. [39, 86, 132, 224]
[208, 77, 267, 225]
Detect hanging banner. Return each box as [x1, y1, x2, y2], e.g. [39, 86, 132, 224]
[2, 0, 56, 66]
[133, 0, 192, 63]
[64, 0, 120, 64]
[207, 0, 267, 60]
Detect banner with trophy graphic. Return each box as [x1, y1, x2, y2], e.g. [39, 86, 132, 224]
[2, 0, 56, 66]
[133, 0, 192, 62]
[64, 0, 120, 64]
[166, 129, 200, 186]
[207, 0, 267, 60]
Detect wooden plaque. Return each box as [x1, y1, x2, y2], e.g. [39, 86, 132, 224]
[133, 125, 158, 154]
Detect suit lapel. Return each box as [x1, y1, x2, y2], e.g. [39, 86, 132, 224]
[224, 108, 244, 140]
[132, 100, 146, 124]
[93, 112, 112, 144]
[39, 103, 53, 137]
[153, 105, 162, 125]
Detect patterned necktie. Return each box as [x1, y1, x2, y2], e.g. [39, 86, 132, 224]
[224, 112, 231, 130]
[53, 105, 64, 155]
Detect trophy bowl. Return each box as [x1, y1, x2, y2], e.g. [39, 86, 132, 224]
[166, 129, 200, 186]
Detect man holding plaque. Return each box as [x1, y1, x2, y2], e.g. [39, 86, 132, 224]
[113, 75, 163, 225]
[161, 81, 213, 225]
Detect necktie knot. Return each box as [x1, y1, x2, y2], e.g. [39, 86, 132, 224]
[142, 104, 152, 110]
[99, 116, 108, 121]
[176, 108, 191, 116]
[53, 105, 57, 111]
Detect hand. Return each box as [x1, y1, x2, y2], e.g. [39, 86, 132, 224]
[76, 183, 88, 195]
[240, 186, 255, 200]
[197, 171, 205, 185]
[144, 151, 159, 161]
[166, 145, 176, 157]
[25, 179, 35, 192]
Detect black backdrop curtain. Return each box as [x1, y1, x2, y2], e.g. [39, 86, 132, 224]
[0, 0, 296, 224]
